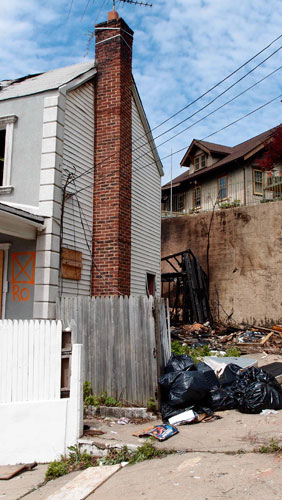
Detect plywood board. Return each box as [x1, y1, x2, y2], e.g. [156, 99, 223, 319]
[46, 465, 121, 500]
[0, 464, 26, 480]
[61, 248, 82, 280]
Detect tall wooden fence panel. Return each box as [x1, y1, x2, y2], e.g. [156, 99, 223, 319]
[57, 295, 170, 406]
[0, 320, 62, 403]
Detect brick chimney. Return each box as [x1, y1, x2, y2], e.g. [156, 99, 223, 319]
[92, 13, 134, 296]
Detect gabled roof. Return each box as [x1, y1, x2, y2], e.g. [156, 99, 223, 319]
[181, 139, 232, 166]
[163, 126, 279, 190]
[0, 61, 96, 101]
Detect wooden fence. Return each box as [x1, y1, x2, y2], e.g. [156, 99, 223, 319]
[57, 295, 171, 406]
[0, 320, 62, 403]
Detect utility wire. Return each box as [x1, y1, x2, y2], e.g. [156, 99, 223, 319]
[135, 65, 282, 160]
[81, 0, 92, 21]
[73, 91, 282, 197]
[149, 33, 282, 134]
[70, 36, 282, 186]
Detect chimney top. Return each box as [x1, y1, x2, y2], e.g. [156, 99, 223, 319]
[108, 10, 119, 21]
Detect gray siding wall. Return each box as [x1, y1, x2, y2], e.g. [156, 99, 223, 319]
[131, 98, 161, 295]
[61, 82, 94, 296]
[0, 92, 56, 209]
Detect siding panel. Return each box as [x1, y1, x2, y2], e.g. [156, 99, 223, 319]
[131, 98, 161, 295]
[61, 82, 94, 296]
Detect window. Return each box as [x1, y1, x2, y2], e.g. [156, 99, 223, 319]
[146, 273, 156, 297]
[194, 154, 206, 171]
[164, 193, 184, 213]
[193, 186, 201, 208]
[218, 175, 227, 200]
[253, 169, 263, 195]
[0, 115, 17, 193]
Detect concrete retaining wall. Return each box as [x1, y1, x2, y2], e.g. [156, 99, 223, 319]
[162, 201, 282, 325]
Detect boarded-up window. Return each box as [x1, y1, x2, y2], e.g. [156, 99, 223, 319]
[61, 248, 82, 280]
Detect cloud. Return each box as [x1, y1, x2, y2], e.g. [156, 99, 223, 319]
[0, 0, 281, 183]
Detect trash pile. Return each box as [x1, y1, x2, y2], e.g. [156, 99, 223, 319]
[171, 323, 282, 354]
[159, 354, 282, 426]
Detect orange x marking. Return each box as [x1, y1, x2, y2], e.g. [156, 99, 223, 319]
[11, 252, 36, 284]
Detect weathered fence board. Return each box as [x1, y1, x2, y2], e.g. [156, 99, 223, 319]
[57, 295, 170, 406]
[0, 320, 62, 403]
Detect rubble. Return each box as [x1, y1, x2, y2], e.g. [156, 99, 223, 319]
[171, 322, 282, 355]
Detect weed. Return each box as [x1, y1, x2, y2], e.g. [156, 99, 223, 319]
[146, 397, 157, 412]
[45, 446, 98, 481]
[257, 438, 282, 454]
[83, 382, 122, 407]
[171, 340, 211, 362]
[45, 459, 69, 480]
[224, 347, 241, 357]
[101, 442, 174, 466]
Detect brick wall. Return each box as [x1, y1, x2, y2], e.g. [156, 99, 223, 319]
[162, 202, 282, 325]
[92, 16, 133, 296]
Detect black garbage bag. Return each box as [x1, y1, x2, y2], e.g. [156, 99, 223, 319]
[164, 353, 196, 373]
[208, 387, 237, 411]
[196, 362, 219, 389]
[234, 367, 282, 414]
[219, 363, 242, 388]
[161, 402, 216, 422]
[167, 370, 214, 408]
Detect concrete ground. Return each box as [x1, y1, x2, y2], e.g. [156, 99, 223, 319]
[3, 352, 282, 499]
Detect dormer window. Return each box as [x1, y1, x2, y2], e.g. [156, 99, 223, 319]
[194, 154, 206, 171]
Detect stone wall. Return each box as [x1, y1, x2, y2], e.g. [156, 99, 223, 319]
[162, 201, 282, 325]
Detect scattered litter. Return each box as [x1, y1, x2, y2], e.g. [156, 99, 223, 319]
[84, 429, 105, 437]
[169, 409, 198, 426]
[117, 417, 129, 425]
[0, 462, 37, 480]
[110, 431, 118, 434]
[139, 424, 179, 441]
[260, 409, 278, 415]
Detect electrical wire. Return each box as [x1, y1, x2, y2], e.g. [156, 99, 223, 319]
[74, 182, 123, 295]
[70, 37, 282, 186]
[136, 65, 282, 159]
[81, 0, 92, 21]
[72, 91, 282, 197]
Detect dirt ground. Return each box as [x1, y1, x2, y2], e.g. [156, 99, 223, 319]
[2, 353, 282, 500]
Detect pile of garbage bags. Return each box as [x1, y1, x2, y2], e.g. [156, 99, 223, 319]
[159, 354, 282, 421]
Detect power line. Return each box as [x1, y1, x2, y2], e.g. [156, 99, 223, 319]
[81, 0, 92, 21]
[66, 0, 74, 21]
[70, 35, 282, 186]
[149, 33, 282, 134]
[130, 46, 282, 162]
[72, 93, 282, 196]
[136, 65, 282, 160]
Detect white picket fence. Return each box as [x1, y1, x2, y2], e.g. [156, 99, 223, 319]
[0, 320, 83, 465]
[0, 320, 62, 403]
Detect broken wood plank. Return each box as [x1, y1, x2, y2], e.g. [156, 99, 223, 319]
[46, 465, 121, 500]
[260, 332, 274, 345]
[0, 462, 37, 480]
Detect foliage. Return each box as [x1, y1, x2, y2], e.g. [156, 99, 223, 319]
[171, 340, 241, 361]
[171, 340, 211, 362]
[224, 346, 241, 357]
[101, 442, 174, 466]
[219, 199, 241, 209]
[260, 195, 282, 203]
[256, 125, 282, 171]
[45, 445, 97, 481]
[83, 381, 122, 407]
[258, 438, 282, 454]
[146, 397, 157, 412]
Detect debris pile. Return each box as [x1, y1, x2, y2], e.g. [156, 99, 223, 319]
[159, 353, 282, 428]
[171, 323, 282, 354]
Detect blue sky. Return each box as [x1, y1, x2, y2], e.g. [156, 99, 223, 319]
[1, 0, 281, 183]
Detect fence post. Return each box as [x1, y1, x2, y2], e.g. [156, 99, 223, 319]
[153, 297, 161, 410]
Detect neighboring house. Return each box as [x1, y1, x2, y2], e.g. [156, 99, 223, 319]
[0, 11, 163, 320]
[162, 127, 282, 215]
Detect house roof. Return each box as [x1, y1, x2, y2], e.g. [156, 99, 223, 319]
[162, 126, 278, 190]
[181, 139, 232, 166]
[0, 202, 45, 224]
[0, 61, 96, 101]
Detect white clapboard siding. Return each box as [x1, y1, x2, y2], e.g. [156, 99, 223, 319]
[131, 97, 162, 295]
[62, 81, 94, 296]
[0, 320, 62, 403]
